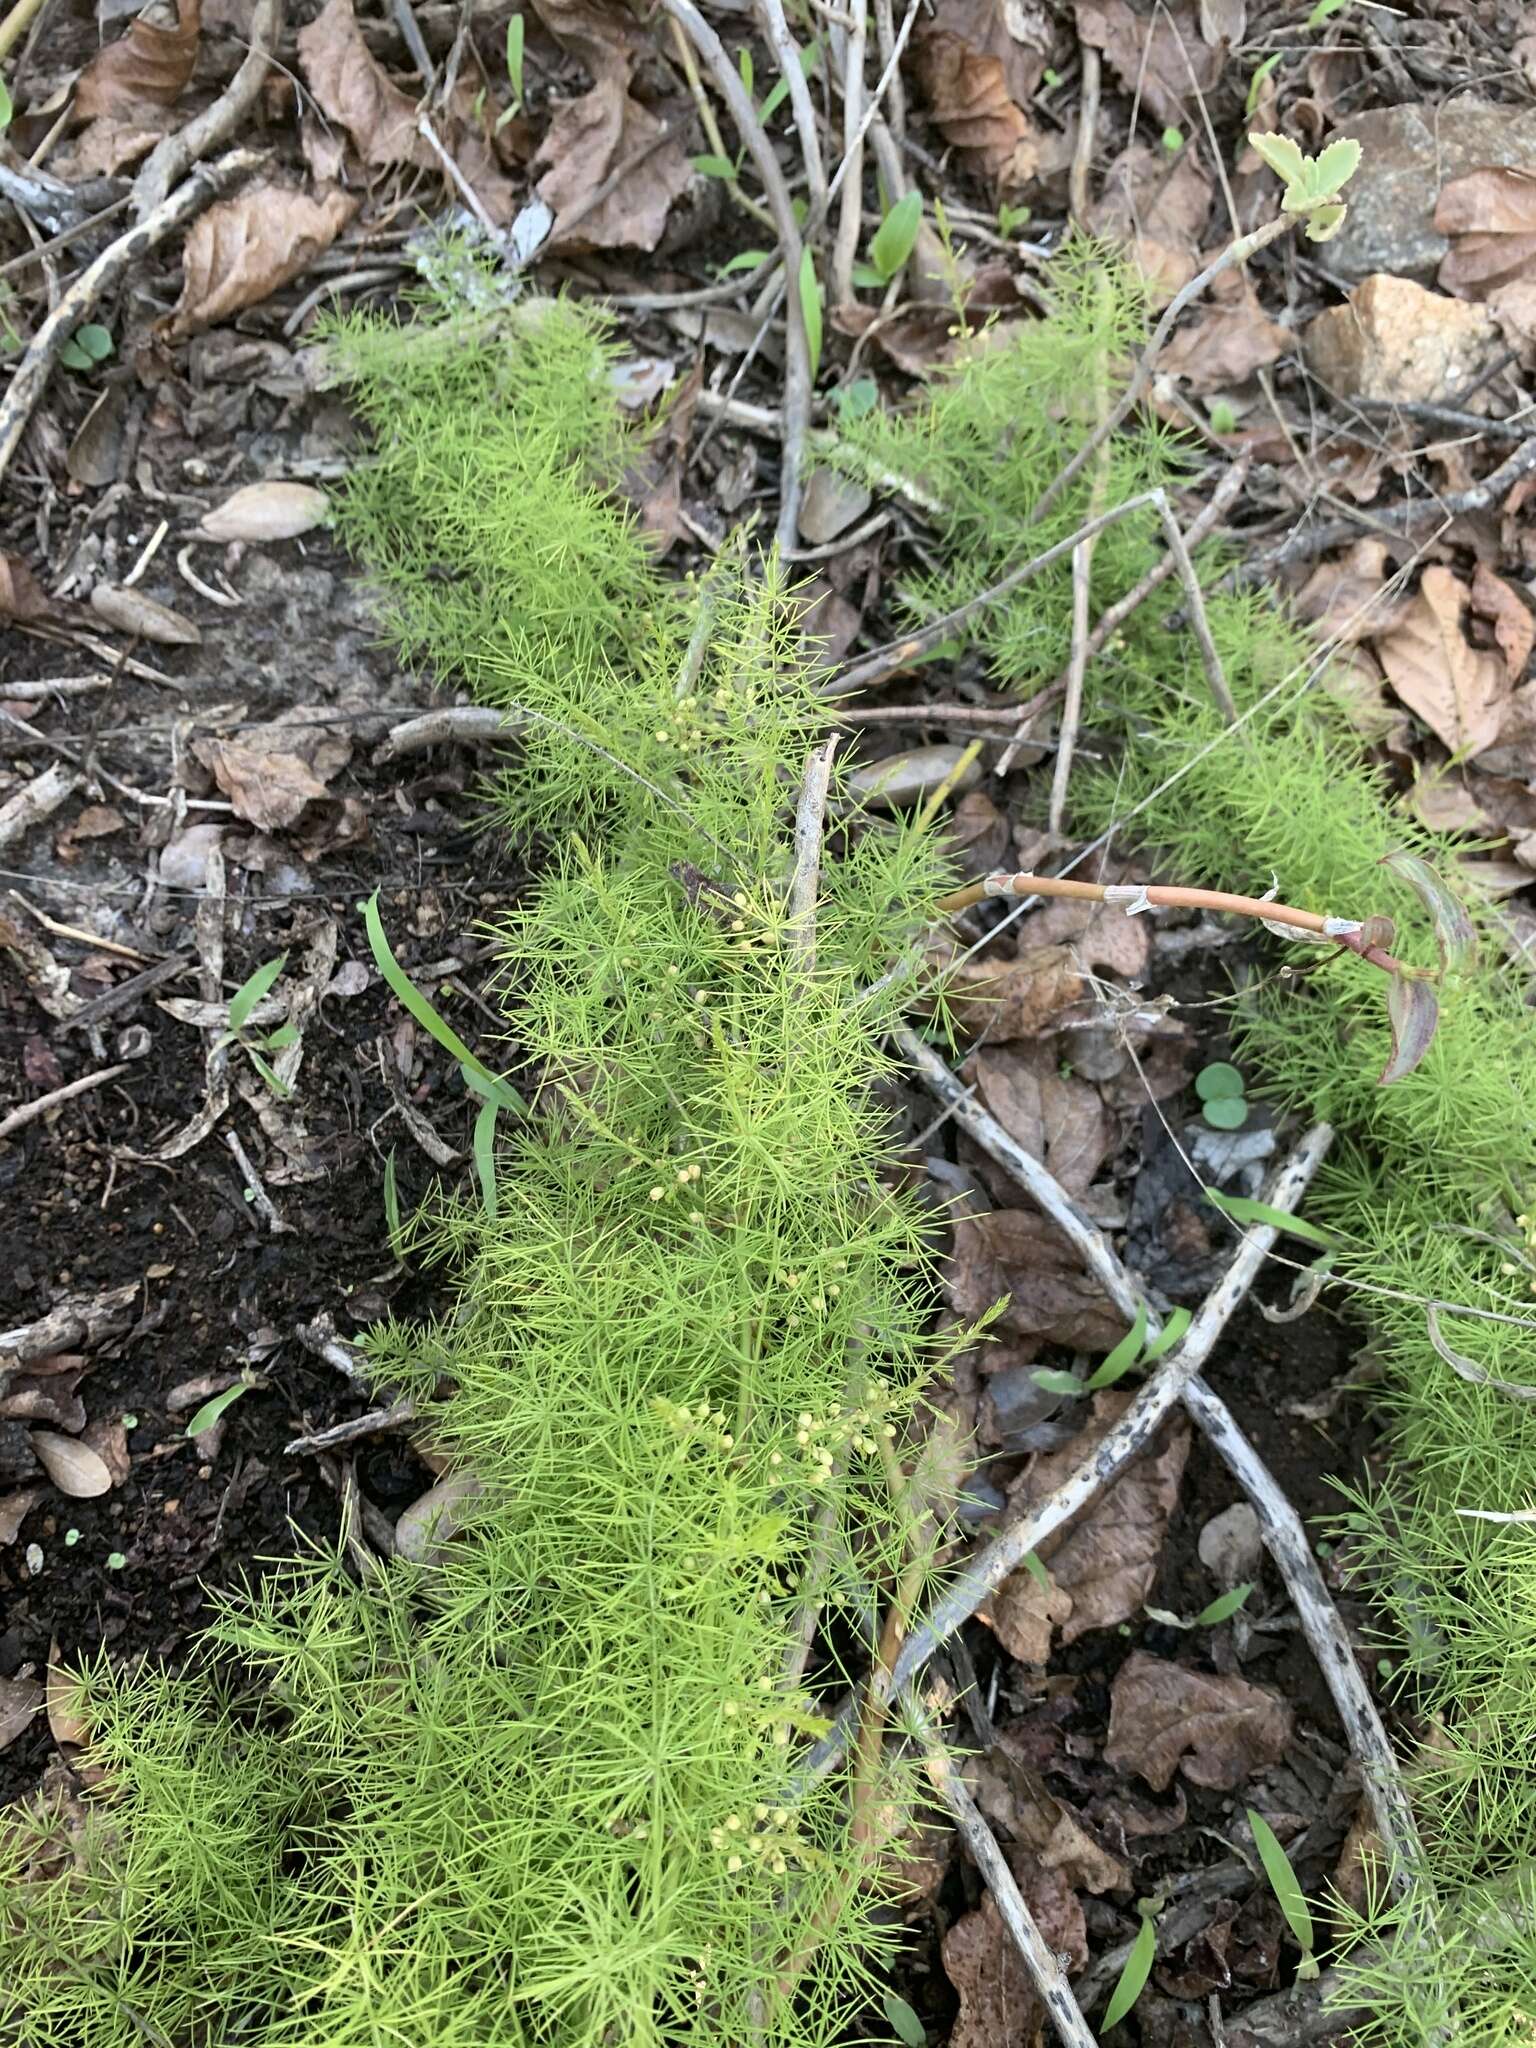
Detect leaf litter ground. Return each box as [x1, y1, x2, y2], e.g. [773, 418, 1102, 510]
[4, 0, 1536, 2040]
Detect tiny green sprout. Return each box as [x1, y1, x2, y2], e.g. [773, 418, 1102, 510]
[1247, 1809, 1318, 1979]
[63, 1528, 79, 1547]
[1197, 1060, 1249, 1131]
[834, 377, 879, 422]
[1208, 397, 1238, 434]
[1146, 1583, 1254, 1629]
[59, 323, 114, 373]
[1247, 130, 1361, 242]
[504, 13, 525, 111]
[106, 1552, 126, 1571]
[0, 77, 12, 133]
[1103, 1904, 1158, 2029]
[864, 191, 923, 286]
[882, 1991, 926, 2046]
[692, 153, 741, 182]
[360, 892, 522, 1113]
[1161, 124, 1183, 152]
[217, 952, 294, 1097]
[756, 32, 820, 128]
[1203, 1187, 1332, 1249]
[717, 248, 772, 277]
[121, 1413, 138, 1430]
[736, 45, 753, 98]
[1306, 0, 1351, 25]
[997, 200, 1032, 237]
[1245, 51, 1281, 116]
[185, 1380, 253, 1440]
[796, 248, 823, 381]
[1041, 65, 1061, 86]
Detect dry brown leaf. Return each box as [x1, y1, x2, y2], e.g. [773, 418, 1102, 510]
[1291, 539, 1403, 647]
[926, 0, 1056, 107]
[1074, 0, 1220, 130]
[0, 1359, 89, 1432]
[0, 1488, 43, 1546]
[296, 0, 431, 168]
[994, 1392, 1190, 1654]
[985, 1563, 1073, 1663]
[1159, 292, 1294, 393]
[0, 552, 52, 624]
[1374, 565, 1509, 755]
[29, 1430, 113, 1500]
[46, 1648, 90, 1751]
[74, 0, 201, 122]
[1091, 144, 1212, 301]
[1472, 562, 1536, 682]
[530, 0, 646, 80]
[912, 31, 1039, 192]
[0, 1673, 43, 1753]
[193, 713, 353, 832]
[1437, 166, 1536, 298]
[943, 1891, 1039, 2048]
[80, 1416, 131, 1488]
[973, 1043, 1112, 1195]
[949, 1210, 1125, 1354]
[1105, 1651, 1293, 1792]
[166, 184, 359, 339]
[54, 114, 171, 177]
[535, 79, 691, 251]
[90, 584, 201, 645]
[1024, 883, 1152, 981]
[198, 482, 331, 543]
[930, 939, 1085, 1040]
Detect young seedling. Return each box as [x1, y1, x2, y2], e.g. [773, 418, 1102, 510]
[1197, 1060, 1249, 1130]
[1144, 1582, 1253, 1630]
[853, 192, 923, 291]
[937, 849, 1473, 1084]
[1246, 130, 1361, 243]
[495, 13, 525, 128]
[797, 248, 823, 380]
[58, 323, 113, 373]
[1102, 1903, 1158, 2030]
[1247, 1809, 1319, 1978]
[1031, 1305, 1192, 1400]
[216, 953, 297, 1095]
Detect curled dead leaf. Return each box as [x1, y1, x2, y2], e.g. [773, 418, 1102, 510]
[1159, 293, 1294, 394]
[198, 482, 331, 543]
[29, 1430, 113, 1500]
[0, 552, 53, 624]
[90, 583, 201, 646]
[297, 0, 431, 169]
[74, 0, 201, 123]
[950, 1209, 1125, 1353]
[1471, 562, 1536, 681]
[1105, 1650, 1293, 1791]
[192, 713, 352, 831]
[165, 184, 359, 340]
[1075, 0, 1220, 130]
[0, 1673, 43, 1753]
[973, 1043, 1112, 1196]
[913, 30, 1039, 191]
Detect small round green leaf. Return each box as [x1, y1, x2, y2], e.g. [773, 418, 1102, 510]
[1195, 1061, 1245, 1101]
[75, 324, 114, 363]
[1202, 1095, 1249, 1130]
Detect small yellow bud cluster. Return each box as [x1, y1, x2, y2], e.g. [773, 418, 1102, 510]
[659, 1397, 735, 1454]
[652, 694, 712, 754]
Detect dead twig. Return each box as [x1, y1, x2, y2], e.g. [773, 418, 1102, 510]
[286, 1400, 417, 1456]
[659, 0, 811, 553]
[1251, 431, 1536, 576]
[224, 1128, 288, 1235]
[131, 0, 282, 216]
[829, 0, 867, 307]
[373, 706, 522, 764]
[0, 1281, 138, 1383]
[0, 148, 263, 490]
[0, 762, 78, 852]
[788, 736, 838, 975]
[994, 458, 1250, 775]
[829, 488, 1172, 697]
[1047, 271, 1110, 835]
[917, 1699, 1100, 2048]
[295, 1313, 372, 1390]
[0, 1062, 131, 1143]
[799, 1117, 1334, 1791]
[753, 0, 828, 218]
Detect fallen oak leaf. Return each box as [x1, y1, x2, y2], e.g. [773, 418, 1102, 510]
[74, 0, 202, 123]
[1436, 166, 1536, 299]
[1373, 565, 1508, 756]
[296, 0, 432, 169]
[164, 183, 359, 338]
[535, 79, 690, 251]
[1105, 1650, 1293, 1791]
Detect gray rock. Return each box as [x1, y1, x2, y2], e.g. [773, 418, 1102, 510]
[1326, 101, 1536, 282]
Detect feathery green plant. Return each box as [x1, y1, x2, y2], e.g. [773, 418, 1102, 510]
[0, 285, 960, 2048]
[832, 253, 1536, 2035]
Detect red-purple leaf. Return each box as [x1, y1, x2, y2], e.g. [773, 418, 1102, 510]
[1382, 850, 1477, 976]
[1379, 972, 1438, 1085]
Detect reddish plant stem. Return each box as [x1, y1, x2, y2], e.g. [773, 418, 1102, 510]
[935, 870, 1412, 976]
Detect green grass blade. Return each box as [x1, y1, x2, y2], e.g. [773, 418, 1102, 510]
[185, 1381, 251, 1439]
[1203, 1189, 1332, 1249]
[1247, 1808, 1315, 1962]
[360, 891, 522, 1112]
[227, 953, 286, 1033]
[473, 1095, 500, 1221]
[1102, 1910, 1157, 2030]
[1085, 1302, 1148, 1390]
